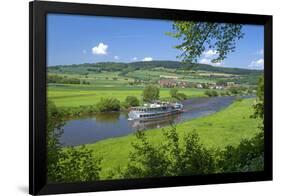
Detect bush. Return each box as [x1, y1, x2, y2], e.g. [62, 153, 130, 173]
[52, 145, 102, 183]
[125, 96, 140, 107]
[111, 126, 264, 179]
[218, 132, 264, 172]
[170, 88, 187, 100]
[96, 98, 121, 112]
[176, 92, 187, 100]
[204, 90, 218, 97]
[119, 126, 216, 179]
[170, 88, 178, 98]
[47, 101, 102, 183]
[143, 85, 160, 102]
[211, 90, 218, 97]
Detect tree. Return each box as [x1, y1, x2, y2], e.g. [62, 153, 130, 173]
[218, 132, 264, 172]
[204, 90, 218, 97]
[125, 96, 140, 107]
[47, 100, 64, 182]
[120, 126, 216, 178]
[167, 21, 244, 63]
[47, 100, 102, 182]
[143, 85, 160, 102]
[96, 97, 121, 112]
[54, 145, 101, 182]
[170, 88, 178, 98]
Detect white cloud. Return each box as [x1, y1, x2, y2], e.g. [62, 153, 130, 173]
[114, 55, 119, 60]
[92, 43, 108, 55]
[202, 49, 218, 58]
[199, 58, 223, 66]
[142, 57, 153, 62]
[199, 49, 222, 66]
[248, 58, 264, 69]
[132, 57, 138, 61]
[82, 49, 87, 54]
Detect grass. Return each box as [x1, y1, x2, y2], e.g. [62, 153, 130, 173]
[48, 84, 207, 108]
[80, 98, 261, 179]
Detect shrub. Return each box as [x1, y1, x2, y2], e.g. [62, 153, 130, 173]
[204, 90, 218, 97]
[47, 101, 102, 183]
[120, 126, 216, 178]
[125, 96, 140, 107]
[170, 88, 187, 100]
[143, 85, 160, 102]
[96, 98, 121, 112]
[211, 90, 218, 97]
[170, 88, 178, 98]
[176, 92, 187, 100]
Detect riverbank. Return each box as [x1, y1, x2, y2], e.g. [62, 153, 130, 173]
[75, 98, 261, 179]
[48, 85, 209, 119]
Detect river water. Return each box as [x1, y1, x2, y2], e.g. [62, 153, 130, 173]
[59, 96, 248, 146]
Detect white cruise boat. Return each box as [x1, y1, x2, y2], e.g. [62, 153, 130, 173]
[128, 101, 184, 121]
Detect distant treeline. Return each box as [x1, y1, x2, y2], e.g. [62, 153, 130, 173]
[48, 60, 263, 75]
[48, 74, 80, 84]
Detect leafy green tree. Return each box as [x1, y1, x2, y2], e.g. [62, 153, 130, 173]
[47, 100, 64, 182]
[122, 130, 168, 178]
[121, 126, 216, 178]
[167, 21, 244, 63]
[47, 100, 102, 183]
[176, 93, 187, 100]
[204, 90, 218, 97]
[170, 88, 178, 98]
[125, 96, 140, 107]
[96, 97, 121, 112]
[218, 132, 264, 172]
[54, 145, 101, 182]
[143, 85, 160, 102]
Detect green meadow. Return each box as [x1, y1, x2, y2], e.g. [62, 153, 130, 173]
[48, 84, 207, 108]
[81, 98, 261, 179]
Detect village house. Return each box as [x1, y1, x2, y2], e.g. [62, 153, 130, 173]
[159, 79, 177, 88]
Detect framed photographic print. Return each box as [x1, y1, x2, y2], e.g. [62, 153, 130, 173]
[29, 1, 272, 195]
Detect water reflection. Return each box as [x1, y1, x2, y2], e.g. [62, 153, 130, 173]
[95, 112, 120, 123]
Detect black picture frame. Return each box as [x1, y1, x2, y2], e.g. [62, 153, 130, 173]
[29, 1, 273, 195]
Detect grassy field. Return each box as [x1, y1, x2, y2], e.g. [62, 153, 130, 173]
[48, 84, 208, 108]
[80, 98, 261, 179]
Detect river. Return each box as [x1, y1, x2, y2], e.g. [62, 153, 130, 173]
[59, 96, 250, 146]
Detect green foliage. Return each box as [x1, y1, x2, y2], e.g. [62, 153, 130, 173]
[170, 88, 178, 98]
[47, 101, 64, 182]
[96, 97, 121, 112]
[229, 87, 239, 95]
[170, 88, 187, 100]
[120, 126, 216, 178]
[48, 74, 80, 84]
[167, 21, 244, 63]
[110, 125, 263, 179]
[47, 101, 102, 183]
[125, 96, 140, 107]
[204, 90, 218, 97]
[252, 76, 264, 120]
[54, 145, 102, 182]
[218, 132, 264, 172]
[142, 85, 160, 102]
[176, 92, 188, 100]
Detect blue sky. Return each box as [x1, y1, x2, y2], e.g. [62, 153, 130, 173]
[47, 14, 264, 70]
